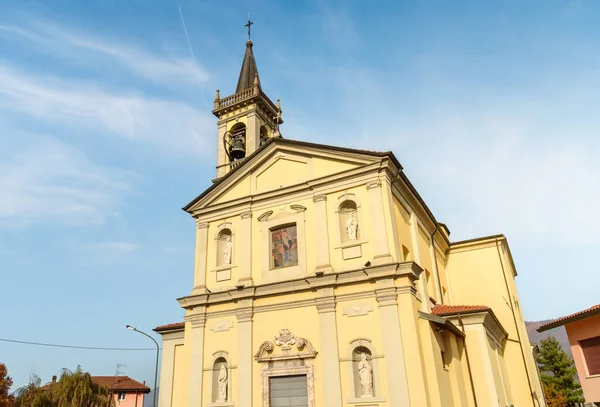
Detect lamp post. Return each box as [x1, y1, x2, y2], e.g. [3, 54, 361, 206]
[125, 325, 159, 407]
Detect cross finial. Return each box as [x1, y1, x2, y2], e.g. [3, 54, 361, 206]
[245, 11, 254, 40]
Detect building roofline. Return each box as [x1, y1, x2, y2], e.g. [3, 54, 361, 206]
[537, 304, 600, 332]
[154, 322, 185, 333]
[181, 137, 451, 246]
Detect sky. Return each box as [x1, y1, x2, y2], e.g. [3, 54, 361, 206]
[1, 0, 600, 391]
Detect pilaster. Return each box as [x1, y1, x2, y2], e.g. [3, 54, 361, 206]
[192, 221, 209, 294]
[217, 122, 228, 178]
[315, 288, 343, 407]
[246, 111, 261, 155]
[313, 194, 333, 273]
[186, 308, 207, 407]
[409, 213, 429, 313]
[367, 180, 394, 264]
[236, 298, 254, 407]
[375, 279, 411, 407]
[238, 211, 254, 285]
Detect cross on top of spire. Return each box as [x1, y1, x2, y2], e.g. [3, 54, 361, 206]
[245, 12, 254, 41]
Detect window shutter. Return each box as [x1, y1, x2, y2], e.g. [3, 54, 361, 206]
[580, 336, 600, 376]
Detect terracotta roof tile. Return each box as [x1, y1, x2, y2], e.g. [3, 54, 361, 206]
[154, 322, 185, 332]
[537, 304, 600, 332]
[43, 376, 149, 393]
[92, 376, 150, 393]
[431, 304, 490, 316]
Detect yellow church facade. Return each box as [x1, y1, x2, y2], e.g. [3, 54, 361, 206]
[154, 35, 546, 407]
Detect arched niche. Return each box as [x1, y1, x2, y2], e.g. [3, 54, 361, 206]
[348, 338, 383, 402]
[210, 351, 232, 405]
[227, 122, 247, 162]
[215, 222, 234, 268]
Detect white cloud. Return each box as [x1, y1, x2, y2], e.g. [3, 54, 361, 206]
[0, 22, 209, 86]
[0, 64, 214, 155]
[0, 135, 135, 227]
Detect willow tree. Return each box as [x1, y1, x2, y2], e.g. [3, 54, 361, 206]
[14, 368, 114, 407]
[50, 368, 114, 407]
[13, 374, 52, 407]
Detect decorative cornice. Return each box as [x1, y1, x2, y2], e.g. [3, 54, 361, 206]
[177, 262, 423, 311]
[366, 180, 382, 190]
[313, 194, 327, 203]
[240, 211, 252, 220]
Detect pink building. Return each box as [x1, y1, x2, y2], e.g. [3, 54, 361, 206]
[538, 304, 600, 405]
[92, 376, 150, 407]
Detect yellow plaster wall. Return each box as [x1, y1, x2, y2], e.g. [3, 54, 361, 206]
[255, 157, 311, 191]
[447, 242, 540, 407]
[397, 297, 430, 406]
[311, 157, 361, 177]
[392, 199, 414, 261]
[213, 177, 251, 205]
[171, 344, 187, 407]
[417, 226, 436, 301]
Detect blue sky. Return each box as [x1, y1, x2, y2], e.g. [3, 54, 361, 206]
[1, 0, 600, 390]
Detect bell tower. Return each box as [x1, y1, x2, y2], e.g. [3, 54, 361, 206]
[213, 18, 283, 178]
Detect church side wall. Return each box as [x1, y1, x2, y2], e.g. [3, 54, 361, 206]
[447, 240, 544, 407]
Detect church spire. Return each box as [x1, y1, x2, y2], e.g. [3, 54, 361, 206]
[212, 16, 283, 178]
[236, 15, 261, 93]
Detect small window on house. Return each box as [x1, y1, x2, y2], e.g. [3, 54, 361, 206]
[581, 336, 600, 376]
[271, 225, 298, 269]
[339, 200, 359, 243]
[117, 392, 126, 401]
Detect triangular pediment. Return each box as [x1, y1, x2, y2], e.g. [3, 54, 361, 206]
[184, 139, 393, 213]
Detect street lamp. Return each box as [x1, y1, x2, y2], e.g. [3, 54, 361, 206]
[125, 325, 159, 407]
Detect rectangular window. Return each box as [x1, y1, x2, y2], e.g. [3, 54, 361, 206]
[581, 336, 600, 376]
[117, 392, 126, 401]
[269, 375, 308, 407]
[271, 225, 298, 269]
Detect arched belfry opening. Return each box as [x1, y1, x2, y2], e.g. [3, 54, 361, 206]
[212, 19, 283, 179]
[224, 123, 247, 162]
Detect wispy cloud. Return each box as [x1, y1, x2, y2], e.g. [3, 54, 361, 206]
[0, 64, 214, 155]
[0, 22, 209, 86]
[0, 135, 135, 228]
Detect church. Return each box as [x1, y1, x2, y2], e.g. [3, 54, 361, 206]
[154, 25, 546, 407]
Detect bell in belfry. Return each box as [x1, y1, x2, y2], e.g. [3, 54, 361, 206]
[229, 136, 246, 160]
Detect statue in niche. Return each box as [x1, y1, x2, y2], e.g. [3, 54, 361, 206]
[346, 215, 358, 241]
[358, 352, 373, 397]
[217, 364, 228, 402]
[223, 236, 232, 265]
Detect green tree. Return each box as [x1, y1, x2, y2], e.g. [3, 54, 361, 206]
[14, 368, 114, 407]
[0, 363, 14, 407]
[535, 336, 584, 405]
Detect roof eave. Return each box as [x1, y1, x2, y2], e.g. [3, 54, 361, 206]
[537, 307, 600, 332]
